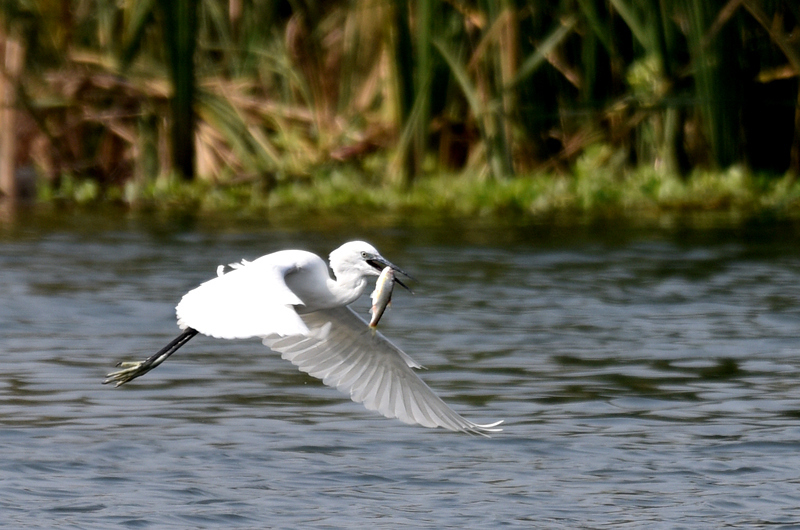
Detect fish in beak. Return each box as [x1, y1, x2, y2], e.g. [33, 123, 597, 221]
[369, 266, 395, 329]
[365, 255, 414, 293]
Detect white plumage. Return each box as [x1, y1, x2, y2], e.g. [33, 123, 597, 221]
[105, 241, 502, 436]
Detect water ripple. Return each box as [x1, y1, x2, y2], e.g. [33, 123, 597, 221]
[3, 218, 800, 527]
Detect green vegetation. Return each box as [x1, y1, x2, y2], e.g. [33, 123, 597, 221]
[0, 1, 798, 220]
[35, 158, 800, 225]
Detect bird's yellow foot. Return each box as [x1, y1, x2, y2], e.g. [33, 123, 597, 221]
[103, 360, 152, 386]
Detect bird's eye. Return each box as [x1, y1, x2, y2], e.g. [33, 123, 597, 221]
[361, 251, 369, 258]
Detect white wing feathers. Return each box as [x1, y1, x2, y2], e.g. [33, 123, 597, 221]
[263, 306, 503, 436]
[176, 258, 309, 340]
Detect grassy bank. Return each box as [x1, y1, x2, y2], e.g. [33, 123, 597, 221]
[33, 158, 800, 225]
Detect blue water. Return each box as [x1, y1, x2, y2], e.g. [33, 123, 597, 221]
[3, 212, 800, 528]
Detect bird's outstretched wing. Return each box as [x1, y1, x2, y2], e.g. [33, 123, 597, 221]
[176, 258, 309, 340]
[262, 306, 503, 436]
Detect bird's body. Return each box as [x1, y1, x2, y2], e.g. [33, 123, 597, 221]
[176, 250, 351, 340]
[105, 241, 502, 436]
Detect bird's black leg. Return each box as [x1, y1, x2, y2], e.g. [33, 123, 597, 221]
[103, 328, 199, 386]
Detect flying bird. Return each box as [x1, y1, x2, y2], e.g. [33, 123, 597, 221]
[105, 241, 502, 436]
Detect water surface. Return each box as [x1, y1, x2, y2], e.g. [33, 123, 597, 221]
[2, 211, 800, 528]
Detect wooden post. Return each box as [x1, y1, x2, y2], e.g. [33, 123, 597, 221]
[0, 31, 24, 200]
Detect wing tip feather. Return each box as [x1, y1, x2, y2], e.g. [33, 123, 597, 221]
[461, 419, 504, 437]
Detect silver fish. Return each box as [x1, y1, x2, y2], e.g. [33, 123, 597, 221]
[369, 266, 395, 328]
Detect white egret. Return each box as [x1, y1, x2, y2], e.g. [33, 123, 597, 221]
[105, 241, 502, 436]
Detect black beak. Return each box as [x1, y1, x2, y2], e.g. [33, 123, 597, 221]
[367, 257, 415, 293]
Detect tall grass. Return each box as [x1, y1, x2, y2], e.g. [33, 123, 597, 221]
[0, 0, 797, 199]
[161, 0, 197, 180]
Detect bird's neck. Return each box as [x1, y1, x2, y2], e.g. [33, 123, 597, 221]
[327, 274, 369, 307]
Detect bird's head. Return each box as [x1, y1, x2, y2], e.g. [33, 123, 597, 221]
[329, 241, 414, 292]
